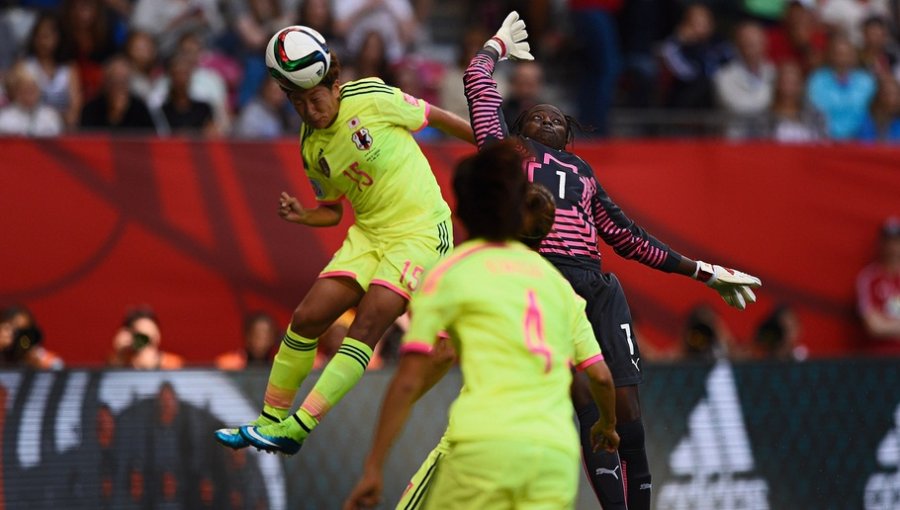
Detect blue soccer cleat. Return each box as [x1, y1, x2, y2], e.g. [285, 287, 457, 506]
[214, 427, 251, 449]
[239, 419, 306, 456]
[214, 412, 280, 450]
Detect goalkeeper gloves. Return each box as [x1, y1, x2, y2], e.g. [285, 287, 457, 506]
[692, 261, 762, 310]
[484, 11, 534, 61]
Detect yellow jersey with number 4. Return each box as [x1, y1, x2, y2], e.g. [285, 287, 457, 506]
[300, 78, 450, 236]
[401, 239, 604, 457]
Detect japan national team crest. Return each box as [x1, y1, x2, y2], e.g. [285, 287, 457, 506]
[352, 127, 373, 151]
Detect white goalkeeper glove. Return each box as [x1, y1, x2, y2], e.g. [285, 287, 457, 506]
[484, 11, 534, 61]
[692, 261, 762, 310]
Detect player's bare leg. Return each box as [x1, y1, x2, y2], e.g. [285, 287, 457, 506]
[215, 277, 363, 449]
[241, 284, 408, 454]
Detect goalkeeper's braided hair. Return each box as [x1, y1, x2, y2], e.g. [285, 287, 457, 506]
[510, 109, 583, 147]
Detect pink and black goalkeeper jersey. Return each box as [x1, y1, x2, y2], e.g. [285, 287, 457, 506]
[463, 50, 683, 272]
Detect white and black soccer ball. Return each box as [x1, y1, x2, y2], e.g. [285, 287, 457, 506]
[265, 26, 331, 90]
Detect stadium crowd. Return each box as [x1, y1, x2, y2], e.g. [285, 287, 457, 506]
[0, 0, 898, 140]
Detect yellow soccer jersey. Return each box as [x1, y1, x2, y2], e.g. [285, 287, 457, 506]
[401, 239, 604, 456]
[300, 78, 451, 235]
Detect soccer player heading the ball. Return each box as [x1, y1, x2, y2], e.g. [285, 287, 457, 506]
[214, 26, 474, 455]
[462, 12, 763, 510]
[344, 141, 620, 510]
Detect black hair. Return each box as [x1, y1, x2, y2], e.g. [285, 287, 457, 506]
[26, 11, 66, 62]
[121, 305, 159, 329]
[509, 108, 583, 147]
[453, 140, 526, 241]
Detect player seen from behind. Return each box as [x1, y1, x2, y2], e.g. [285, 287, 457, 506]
[344, 140, 620, 510]
[214, 48, 474, 454]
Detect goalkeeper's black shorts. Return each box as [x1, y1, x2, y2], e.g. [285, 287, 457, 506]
[550, 258, 643, 387]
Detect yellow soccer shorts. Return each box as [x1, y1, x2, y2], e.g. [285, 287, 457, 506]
[395, 433, 452, 510]
[320, 217, 452, 299]
[423, 440, 578, 510]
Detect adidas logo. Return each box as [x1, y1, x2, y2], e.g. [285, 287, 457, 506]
[865, 403, 900, 509]
[657, 361, 770, 510]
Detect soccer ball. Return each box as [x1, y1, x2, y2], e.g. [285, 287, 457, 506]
[265, 26, 331, 90]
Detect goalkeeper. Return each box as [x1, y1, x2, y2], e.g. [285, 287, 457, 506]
[459, 12, 763, 510]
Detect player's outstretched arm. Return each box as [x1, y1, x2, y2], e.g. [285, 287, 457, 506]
[278, 191, 343, 227]
[584, 360, 619, 453]
[427, 105, 475, 144]
[343, 353, 434, 510]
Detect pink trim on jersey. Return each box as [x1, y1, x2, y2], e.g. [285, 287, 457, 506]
[317, 197, 344, 205]
[421, 242, 503, 293]
[371, 279, 412, 301]
[413, 102, 432, 133]
[399, 341, 434, 355]
[319, 270, 358, 280]
[575, 353, 605, 372]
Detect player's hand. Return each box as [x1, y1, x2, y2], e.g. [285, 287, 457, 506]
[278, 192, 306, 224]
[693, 261, 762, 310]
[485, 11, 534, 61]
[590, 422, 620, 453]
[342, 467, 383, 510]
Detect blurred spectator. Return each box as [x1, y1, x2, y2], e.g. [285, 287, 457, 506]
[0, 305, 63, 369]
[660, 3, 733, 109]
[502, 61, 546, 127]
[215, 312, 278, 370]
[159, 54, 217, 137]
[80, 55, 156, 133]
[109, 306, 185, 369]
[352, 30, 394, 83]
[569, 0, 623, 135]
[714, 21, 775, 139]
[0, 12, 23, 86]
[618, 0, 663, 108]
[752, 304, 807, 361]
[0, 63, 64, 136]
[227, 0, 292, 108]
[819, 0, 889, 47]
[234, 77, 291, 138]
[124, 30, 163, 103]
[807, 35, 876, 139]
[767, 1, 827, 75]
[769, 61, 826, 142]
[333, 0, 417, 65]
[859, 16, 899, 78]
[22, 12, 82, 129]
[439, 27, 490, 120]
[130, 0, 226, 58]
[148, 33, 234, 134]
[858, 77, 900, 141]
[60, 0, 117, 101]
[296, 0, 346, 59]
[681, 304, 735, 361]
[856, 217, 900, 353]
